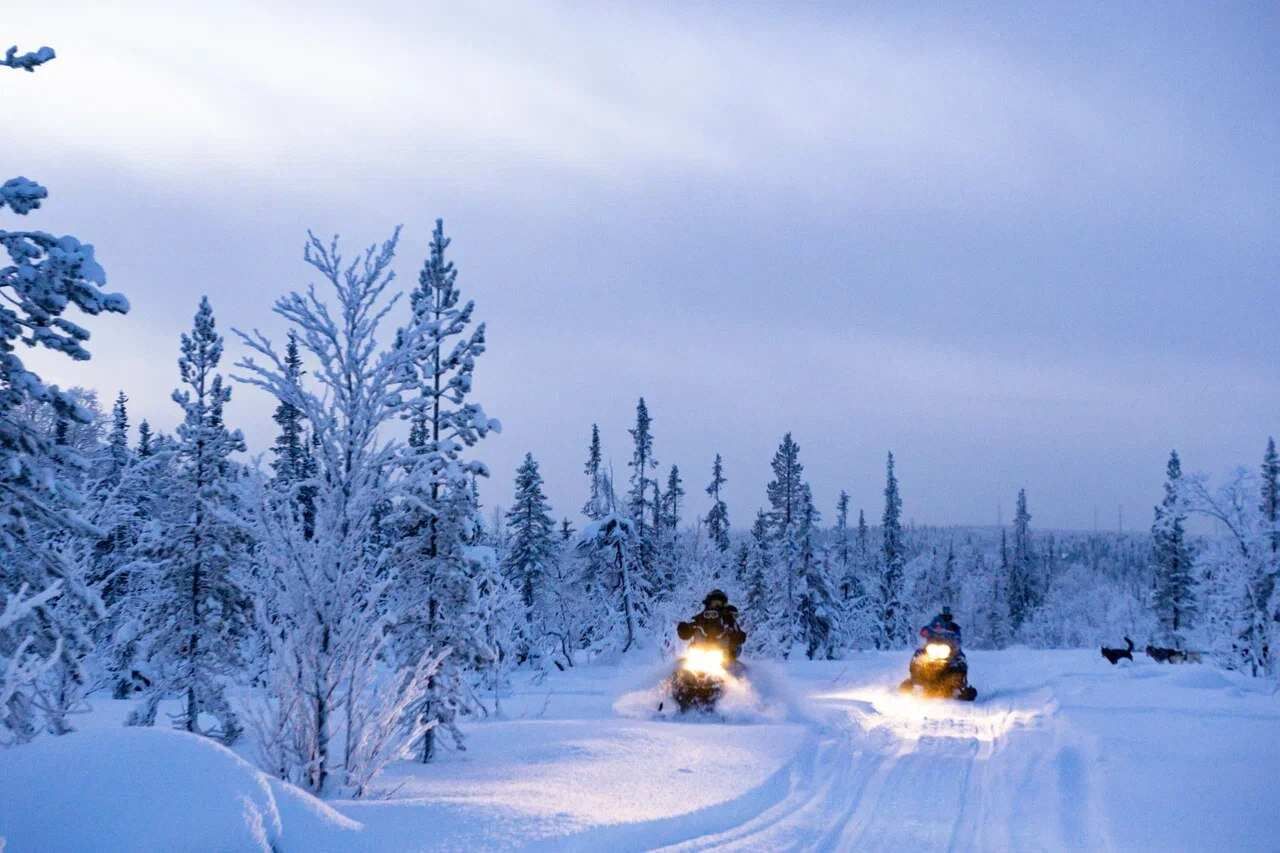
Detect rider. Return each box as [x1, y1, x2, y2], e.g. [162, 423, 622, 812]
[677, 589, 747, 661]
[920, 606, 962, 646]
[905, 605, 977, 700]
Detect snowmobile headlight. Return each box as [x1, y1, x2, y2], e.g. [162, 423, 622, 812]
[925, 642, 952, 661]
[683, 646, 727, 676]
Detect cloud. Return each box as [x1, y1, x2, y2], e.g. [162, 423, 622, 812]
[8, 1, 1277, 529]
[8, 1, 1203, 211]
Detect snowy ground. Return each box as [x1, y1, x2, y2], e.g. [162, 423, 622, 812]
[2, 650, 1278, 852]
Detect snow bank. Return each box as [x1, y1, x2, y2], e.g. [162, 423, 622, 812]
[0, 728, 359, 853]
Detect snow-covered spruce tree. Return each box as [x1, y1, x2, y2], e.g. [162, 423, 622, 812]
[705, 453, 730, 553]
[577, 475, 649, 653]
[741, 510, 781, 655]
[1, 45, 129, 744]
[795, 485, 838, 659]
[78, 391, 152, 699]
[877, 452, 909, 647]
[662, 464, 685, 535]
[1151, 451, 1196, 646]
[834, 491, 855, 599]
[387, 219, 499, 763]
[87, 392, 135, 594]
[583, 423, 605, 519]
[856, 508, 870, 566]
[575, 428, 613, 650]
[1260, 438, 1280, 646]
[236, 227, 479, 792]
[394, 476, 491, 763]
[940, 539, 958, 607]
[97, 433, 177, 699]
[398, 218, 495, 549]
[136, 419, 153, 457]
[1006, 488, 1036, 634]
[106, 391, 129, 475]
[976, 548, 1011, 649]
[765, 433, 805, 645]
[125, 297, 248, 743]
[732, 539, 750, 593]
[269, 332, 318, 538]
[504, 453, 556, 646]
[1262, 438, 1280, 560]
[652, 463, 686, 599]
[627, 398, 658, 573]
[833, 493, 875, 652]
[652, 473, 663, 548]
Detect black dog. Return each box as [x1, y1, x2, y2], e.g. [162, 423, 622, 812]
[1101, 637, 1134, 665]
[1145, 644, 1187, 664]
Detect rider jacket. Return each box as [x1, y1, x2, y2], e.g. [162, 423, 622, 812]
[677, 605, 746, 659]
[920, 615, 962, 646]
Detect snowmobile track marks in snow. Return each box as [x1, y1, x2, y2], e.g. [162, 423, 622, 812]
[658, 682, 1061, 852]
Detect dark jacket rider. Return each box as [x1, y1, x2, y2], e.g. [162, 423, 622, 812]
[677, 589, 746, 661]
[920, 606, 962, 646]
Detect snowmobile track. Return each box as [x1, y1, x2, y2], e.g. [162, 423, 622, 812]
[658, 685, 1062, 852]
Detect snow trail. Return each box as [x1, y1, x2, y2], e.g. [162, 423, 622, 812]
[658, 679, 1058, 851]
[4, 650, 1278, 851]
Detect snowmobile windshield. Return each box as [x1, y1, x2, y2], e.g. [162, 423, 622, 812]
[922, 625, 961, 645]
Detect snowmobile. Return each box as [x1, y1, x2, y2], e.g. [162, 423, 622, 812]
[899, 637, 977, 701]
[670, 641, 739, 712]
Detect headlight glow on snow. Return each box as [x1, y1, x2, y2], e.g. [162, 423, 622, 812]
[925, 643, 952, 661]
[683, 646, 726, 676]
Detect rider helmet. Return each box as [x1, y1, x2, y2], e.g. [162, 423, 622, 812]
[703, 589, 728, 608]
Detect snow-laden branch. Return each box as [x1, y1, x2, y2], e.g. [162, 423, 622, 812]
[0, 582, 64, 745]
[1183, 469, 1256, 559]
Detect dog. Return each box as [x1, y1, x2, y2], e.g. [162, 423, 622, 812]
[1101, 636, 1135, 665]
[1145, 644, 1187, 664]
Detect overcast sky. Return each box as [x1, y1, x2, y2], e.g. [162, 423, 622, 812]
[8, 2, 1279, 531]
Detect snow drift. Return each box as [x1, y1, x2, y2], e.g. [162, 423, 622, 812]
[0, 728, 359, 853]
